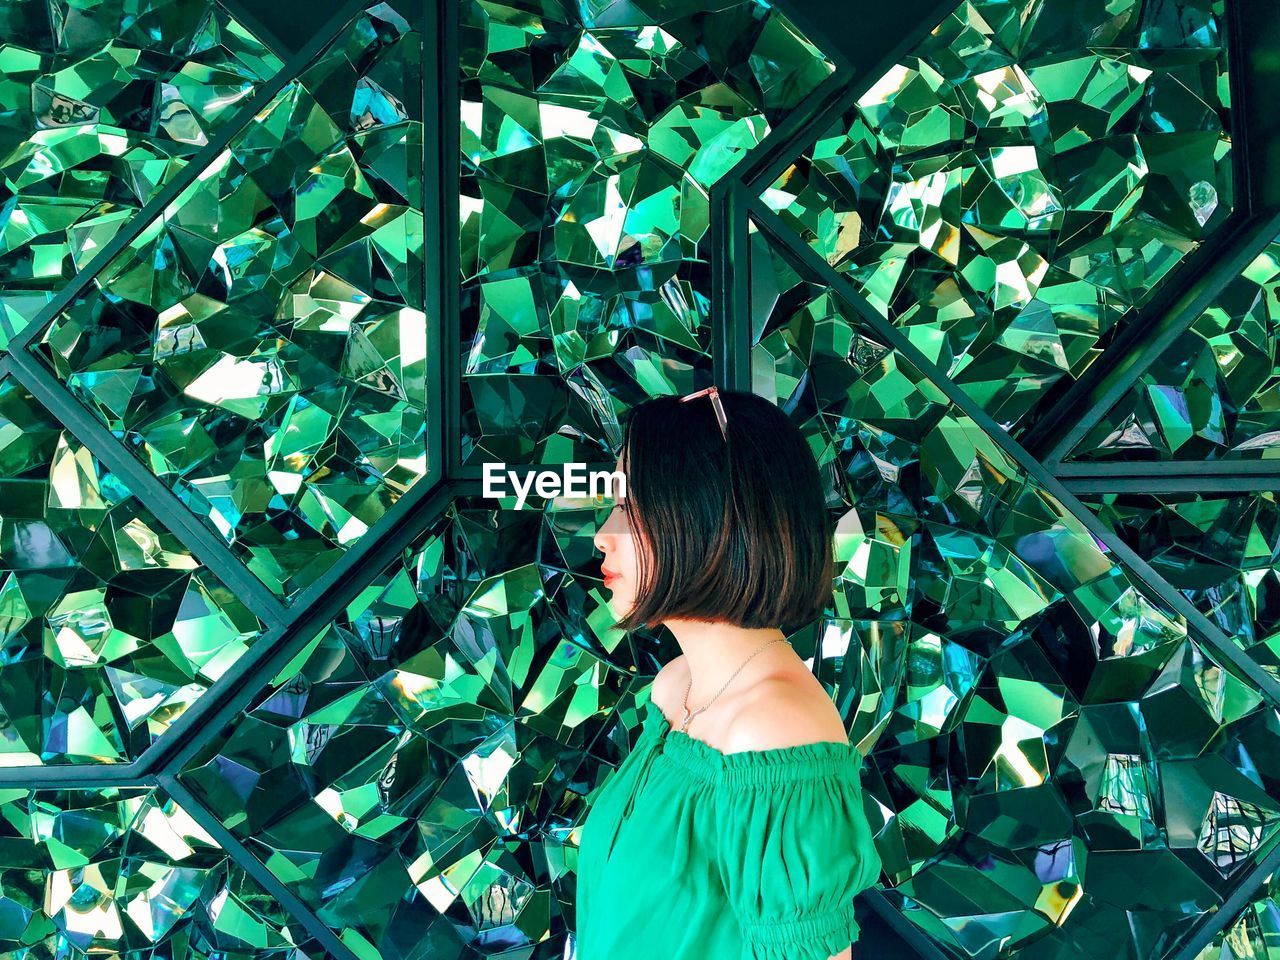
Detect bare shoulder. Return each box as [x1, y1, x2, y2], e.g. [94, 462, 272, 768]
[724, 674, 850, 753]
[648, 653, 689, 716]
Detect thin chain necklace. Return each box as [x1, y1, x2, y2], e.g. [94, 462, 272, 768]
[679, 637, 789, 734]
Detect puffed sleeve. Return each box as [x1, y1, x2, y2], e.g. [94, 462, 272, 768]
[713, 757, 883, 960]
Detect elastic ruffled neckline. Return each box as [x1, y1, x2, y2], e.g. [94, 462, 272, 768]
[642, 698, 862, 786]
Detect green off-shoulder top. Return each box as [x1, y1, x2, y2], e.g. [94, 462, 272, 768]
[574, 696, 883, 960]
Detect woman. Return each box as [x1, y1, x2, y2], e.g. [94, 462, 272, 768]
[575, 386, 883, 960]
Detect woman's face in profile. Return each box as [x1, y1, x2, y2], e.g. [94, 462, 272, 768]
[593, 453, 643, 619]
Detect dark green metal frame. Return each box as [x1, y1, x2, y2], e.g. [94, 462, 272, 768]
[4, 1, 1278, 958]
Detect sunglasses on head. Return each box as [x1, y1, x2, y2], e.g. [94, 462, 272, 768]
[678, 385, 728, 440]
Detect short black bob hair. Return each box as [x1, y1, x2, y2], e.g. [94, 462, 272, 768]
[609, 387, 835, 635]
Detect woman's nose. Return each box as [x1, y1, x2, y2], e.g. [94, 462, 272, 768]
[593, 510, 617, 553]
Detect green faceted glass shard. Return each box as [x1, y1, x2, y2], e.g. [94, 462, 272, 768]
[35, 3, 427, 598]
[0, 0, 284, 350]
[0, 377, 264, 766]
[0, 787, 332, 958]
[748, 223, 1280, 959]
[1068, 231, 1280, 461]
[459, 0, 835, 465]
[1189, 864, 1280, 960]
[758, 0, 1232, 433]
[178, 493, 637, 958]
[1081, 492, 1280, 682]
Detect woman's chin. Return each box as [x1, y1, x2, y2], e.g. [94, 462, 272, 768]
[606, 594, 635, 618]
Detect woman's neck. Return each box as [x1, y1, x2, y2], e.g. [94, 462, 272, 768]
[661, 618, 794, 707]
